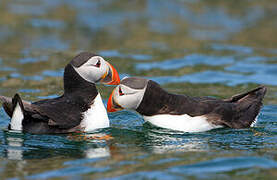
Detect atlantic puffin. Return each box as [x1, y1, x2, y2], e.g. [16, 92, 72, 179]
[107, 77, 267, 132]
[0, 52, 120, 134]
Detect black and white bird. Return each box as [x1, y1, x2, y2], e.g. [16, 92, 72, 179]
[107, 77, 267, 132]
[0, 52, 120, 134]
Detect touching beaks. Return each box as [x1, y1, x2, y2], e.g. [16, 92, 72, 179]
[101, 62, 120, 85]
[107, 89, 123, 112]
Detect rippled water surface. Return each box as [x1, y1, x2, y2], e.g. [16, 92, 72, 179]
[1, 0, 277, 179]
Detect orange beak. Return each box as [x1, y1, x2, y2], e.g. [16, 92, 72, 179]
[107, 89, 122, 112]
[101, 62, 120, 85]
[107, 89, 117, 112]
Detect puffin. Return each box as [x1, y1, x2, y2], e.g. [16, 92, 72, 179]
[0, 52, 120, 134]
[107, 77, 267, 132]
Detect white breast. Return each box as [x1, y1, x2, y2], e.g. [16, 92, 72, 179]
[143, 114, 223, 132]
[81, 94, 109, 132]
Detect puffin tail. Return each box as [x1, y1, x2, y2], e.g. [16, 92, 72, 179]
[0, 95, 13, 117]
[230, 86, 267, 128]
[9, 94, 25, 131]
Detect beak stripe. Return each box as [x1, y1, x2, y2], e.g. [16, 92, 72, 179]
[102, 62, 120, 85]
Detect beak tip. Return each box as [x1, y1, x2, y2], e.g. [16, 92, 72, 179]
[107, 104, 117, 113]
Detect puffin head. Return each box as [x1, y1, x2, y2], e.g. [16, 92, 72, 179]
[107, 77, 148, 112]
[70, 52, 120, 85]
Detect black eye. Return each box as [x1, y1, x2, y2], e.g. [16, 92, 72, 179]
[119, 87, 124, 96]
[95, 60, 101, 68]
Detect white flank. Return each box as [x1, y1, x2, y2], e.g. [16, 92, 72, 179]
[143, 114, 223, 132]
[10, 102, 24, 131]
[81, 94, 109, 132]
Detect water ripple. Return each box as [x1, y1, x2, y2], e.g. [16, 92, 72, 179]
[9, 73, 44, 81]
[98, 50, 152, 61]
[169, 156, 277, 174]
[108, 157, 277, 180]
[64, 157, 106, 166]
[211, 43, 253, 54]
[27, 166, 110, 179]
[18, 56, 48, 64]
[136, 54, 234, 70]
[27, 35, 69, 51]
[29, 19, 65, 29]
[149, 70, 277, 86]
[42, 69, 64, 77]
[0, 1, 277, 179]
[226, 62, 277, 74]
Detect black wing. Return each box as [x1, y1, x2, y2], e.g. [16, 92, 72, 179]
[30, 95, 92, 129]
[136, 80, 225, 116]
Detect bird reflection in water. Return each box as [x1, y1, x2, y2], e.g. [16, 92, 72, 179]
[142, 124, 209, 154]
[2, 126, 210, 162]
[2, 131, 115, 161]
[67, 132, 114, 159]
[5, 134, 25, 160]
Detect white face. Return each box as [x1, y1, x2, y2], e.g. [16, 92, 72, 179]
[112, 84, 146, 110]
[73, 56, 109, 83]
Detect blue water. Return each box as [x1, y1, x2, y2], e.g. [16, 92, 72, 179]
[0, 0, 277, 179]
[1, 105, 277, 179]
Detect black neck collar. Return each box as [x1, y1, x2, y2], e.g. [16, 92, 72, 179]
[136, 80, 171, 116]
[63, 64, 98, 100]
